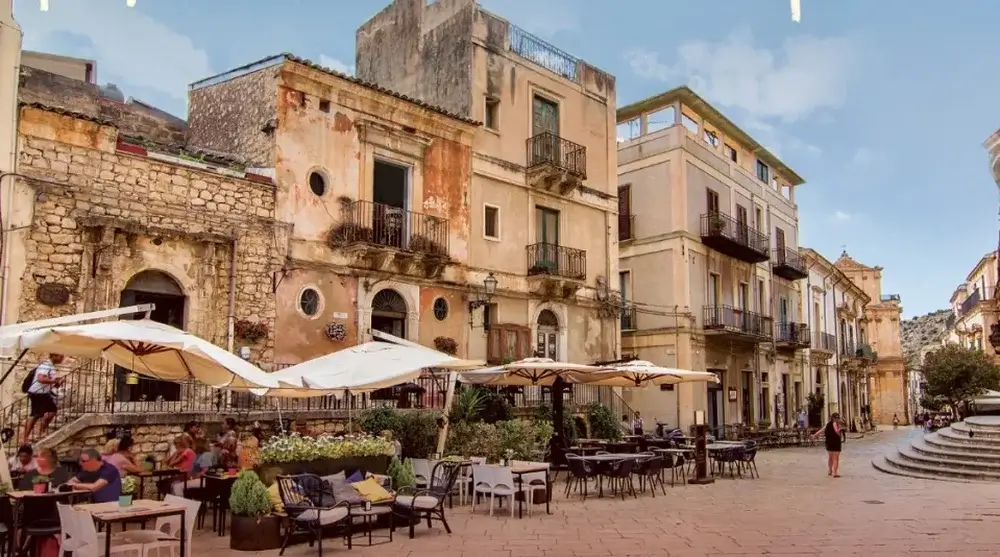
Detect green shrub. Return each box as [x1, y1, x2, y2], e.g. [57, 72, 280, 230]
[358, 406, 403, 435]
[396, 410, 441, 459]
[259, 433, 393, 464]
[445, 421, 498, 460]
[387, 456, 416, 491]
[586, 403, 621, 441]
[450, 388, 485, 424]
[229, 470, 272, 517]
[536, 404, 577, 445]
[477, 388, 513, 423]
[446, 419, 552, 462]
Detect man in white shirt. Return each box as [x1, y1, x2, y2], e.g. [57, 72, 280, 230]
[22, 354, 65, 444]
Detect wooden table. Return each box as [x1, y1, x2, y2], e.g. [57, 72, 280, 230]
[510, 465, 550, 519]
[76, 499, 186, 557]
[202, 474, 238, 536]
[6, 489, 90, 557]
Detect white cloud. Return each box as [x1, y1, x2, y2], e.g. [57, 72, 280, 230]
[15, 0, 212, 106]
[852, 147, 875, 166]
[831, 211, 852, 222]
[318, 55, 354, 76]
[625, 29, 858, 156]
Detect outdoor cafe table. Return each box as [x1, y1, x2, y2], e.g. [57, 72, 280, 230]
[129, 469, 186, 500]
[576, 454, 643, 498]
[76, 499, 187, 557]
[651, 448, 692, 485]
[202, 472, 238, 536]
[510, 465, 551, 519]
[5, 489, 90, 557]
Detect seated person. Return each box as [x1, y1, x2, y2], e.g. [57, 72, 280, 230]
[163, 435, 196, 496]
[9, 444, 37, 476]
[103, 436, 144, 478]
[172, 438, 215, 496]
[69, 448, 122, 503]
[16, 448, 69, 490]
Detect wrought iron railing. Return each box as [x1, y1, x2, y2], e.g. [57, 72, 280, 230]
[880, 294, 901, 303]
[619, 213, 634, 241]
[526, 132, 587, 178]
[776, 322, 810, 346]
[699, 211, 770, 255]
[960, 288, 992, 317]
[621, 305, 637, 331]
[840, 340, 855, 358]
[331, 200, 449, 257]
[772, 247, 807, 275]
[508, 24, 578, 81]
[526, 242, 586, 280]
[702, 305, 773, 341]
[814, 332, 837, 352]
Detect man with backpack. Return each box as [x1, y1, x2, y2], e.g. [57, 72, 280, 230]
[20, 354, 65, 445]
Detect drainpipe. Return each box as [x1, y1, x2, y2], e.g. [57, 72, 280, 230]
[227, 235, 239, 352]
[0, 5, 23, 329]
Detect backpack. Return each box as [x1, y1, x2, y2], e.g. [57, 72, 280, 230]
[20, 365, 39, 394]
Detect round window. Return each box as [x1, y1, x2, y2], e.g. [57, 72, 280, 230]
[308, 171, 327, 196]
[433, 298, 449, 321]
[299, 288, 321, 317]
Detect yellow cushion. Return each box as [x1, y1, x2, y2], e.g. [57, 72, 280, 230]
[266, 483, 285, 513]
[351, 478, 393, 503]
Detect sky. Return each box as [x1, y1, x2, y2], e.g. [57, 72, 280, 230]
[11, 0, 1000, 318]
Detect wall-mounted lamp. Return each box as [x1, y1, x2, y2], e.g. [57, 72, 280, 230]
[468, 273, 498, 330]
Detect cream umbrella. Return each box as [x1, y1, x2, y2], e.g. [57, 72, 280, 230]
[585, 360, 721, 388]
[1, 319, 286, 389]
[457, 357, 609, 386]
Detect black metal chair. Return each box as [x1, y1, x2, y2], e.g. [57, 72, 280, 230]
[276, 474, 351, 556]
[603, 459, 637, 500]
[741, 441, 760, 479]
[563, 454, 598, 500]
[392, 460, 461, 539]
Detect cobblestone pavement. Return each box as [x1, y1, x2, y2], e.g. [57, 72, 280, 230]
[201, 429, 1000, 556]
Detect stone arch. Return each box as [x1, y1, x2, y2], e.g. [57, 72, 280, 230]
[124, 270, 184, 296]
[528, 301, 568, 360]
[356, 281, 420, 342]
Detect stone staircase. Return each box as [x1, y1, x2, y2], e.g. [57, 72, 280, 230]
[873, 416, 1000, 482]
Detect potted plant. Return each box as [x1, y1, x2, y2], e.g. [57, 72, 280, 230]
[120, 476, 138, 507]
[386, 456, 415, 491]
[32, 475, 50, 494]
[228, 470, 281, 552]
[707, 213, 726, 234]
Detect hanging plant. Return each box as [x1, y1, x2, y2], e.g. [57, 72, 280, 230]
[433, 336, 458, 355]
[325, 322, 347, 342]
[235, 320, 269, 344]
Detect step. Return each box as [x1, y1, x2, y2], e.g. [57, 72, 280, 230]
[871, 455, 981, 483]
[882, 450, 1000, 481]
[908, 439, 1000, 465]
[923, 432, 1000, 455]
[897, 444, 1000, 471]
[936, 426, 1000, 445]
[950, 422, 1000, 440]
[963, 416, 1000, 431]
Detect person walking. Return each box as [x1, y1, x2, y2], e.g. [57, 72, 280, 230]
[811, 412, 843, 477]
[21, 354, 65, 445]
[631, 412, 645, 436]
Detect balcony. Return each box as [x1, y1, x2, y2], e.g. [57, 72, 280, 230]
[813, 332, 837, 355]
[699, 212, 770, 264]
[839, 341, 855, 358]
[702, 305, 773, 342]
[854, 342, 876, 362]
[526, 132, 587, 194]
[776, 322, 810, 349]
[621, 305, 637, 331]
[619, 213, 634, 241]
[960, 288, 992, 317]
[771, 247, 808, 281]
[880, 294, 901, 303]
[328, 200, 450, 278]
[526, 242, 587, 298]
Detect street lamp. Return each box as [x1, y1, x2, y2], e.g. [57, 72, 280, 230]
[468, 273, 498, 330]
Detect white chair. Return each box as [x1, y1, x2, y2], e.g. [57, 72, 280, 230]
[456, 457, 487, 505]
[68, 507, 146, 557]
[511, 460, 550, 516]
[411, 458, 432, 488]
[471, 465, 519, 517]
[121, 495, 201, 557]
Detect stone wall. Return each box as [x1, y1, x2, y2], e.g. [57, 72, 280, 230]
[14, 106, 283, 360]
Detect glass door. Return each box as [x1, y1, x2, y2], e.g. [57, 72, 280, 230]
[536, 207, 560, 272]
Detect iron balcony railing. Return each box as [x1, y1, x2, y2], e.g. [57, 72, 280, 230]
[332, 200, 449, 257]
[619, 213, 634, 241]
[815, 332, 837, 352]
[960, 288, 993, 317]
[526, 132, 587, 179]
[508, 24, 579, 81]
[840, 340, 855, 358]
[702, 305, 774, 341]
[621, 305, 637, 331]
[880, 294, 901, 303]
[699, 211, 770, 262]
[771, 246, 808, 280]
[526, 242, 587, 280]
[776, 322, 811, 346]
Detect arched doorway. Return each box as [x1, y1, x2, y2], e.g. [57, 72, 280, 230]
[117, 270, 186, 402]
[371, 289, 407, 339]
[536, 309, 559, 359]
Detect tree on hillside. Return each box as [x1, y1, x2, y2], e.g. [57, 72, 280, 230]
[921, 343, 1000, 417]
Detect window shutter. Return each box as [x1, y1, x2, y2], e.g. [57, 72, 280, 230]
[487, 327, 502, 364]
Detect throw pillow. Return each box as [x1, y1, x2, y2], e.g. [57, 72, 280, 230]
[350, 478, 393, 503]
[365, 472, 392, 489]
[266, 483, 285, 513]
[345, 470, 365, 484]
[323, 472, 363, 506]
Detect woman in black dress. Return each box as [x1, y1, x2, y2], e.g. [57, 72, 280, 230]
[811, 413, 843, 477]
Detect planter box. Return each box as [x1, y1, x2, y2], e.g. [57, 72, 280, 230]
[230, 514, 282, 552]
[257, 456, 391, 485]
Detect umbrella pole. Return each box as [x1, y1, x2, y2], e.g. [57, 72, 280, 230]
[550, 377, 566, 458]
[435, 371, 459, 456]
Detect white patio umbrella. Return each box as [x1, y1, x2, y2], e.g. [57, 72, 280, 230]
[0, 319, 286, 390]
[458, 357, 609, 386]
[585, 360, 721, 388]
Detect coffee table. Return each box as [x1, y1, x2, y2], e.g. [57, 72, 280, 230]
[348, 504, 393, 546]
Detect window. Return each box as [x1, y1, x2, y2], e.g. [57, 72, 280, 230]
[618, 185, 632, 240]
[318, 100, 331, 113]
[433, 298, 449, 321]
[738, 283, 749, 311]
[757, 279, 766, 314]
[487, 324, 531, 364]
[724, 144, 738, 162]
[779, 296, 788, 324]
[681, 113, 699, 134]
[308, 171, 327, 196]
[775, 227, 786, 251]
[373, 159, 409, 209]
[708, 273, 720, 307]
[485, 96, 500, 131]
[299, 288, 321, 317]
[756, 160, 771, 183]
[483, 204, 500, 240]
[703, 129, 719, 147]
[619, 271, 631, 303]
[755, 206, 763, 231]
[706, 188, 720, 213]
